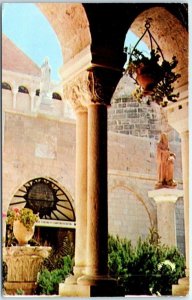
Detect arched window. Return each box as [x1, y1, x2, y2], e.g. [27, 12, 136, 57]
[9, 177, 75, 221]
[36, 89, 40, 96]
[2, 82, 12, 90]
[18, 86, 29, 94]
[52, 92, 62, 100]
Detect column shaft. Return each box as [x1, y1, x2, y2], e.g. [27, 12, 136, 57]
[180, 131, 189, 275]
[156, 201, 176, 246]
[74, 110, 88, 275]
[86, 103, 108, 276]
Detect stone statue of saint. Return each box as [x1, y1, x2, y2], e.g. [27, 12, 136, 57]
[155, 132, 177, 189]
[40, 58, 51, 96]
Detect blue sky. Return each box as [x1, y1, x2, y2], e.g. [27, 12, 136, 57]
[2, 3, 63, 82]
[2, 3, 149, 83]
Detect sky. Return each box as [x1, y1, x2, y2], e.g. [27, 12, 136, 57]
[2, 3, 63, 83]
[2, 3, 149, 83]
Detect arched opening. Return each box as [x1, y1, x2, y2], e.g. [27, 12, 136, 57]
[18, 86, 29, 94]
[52, 92, 62, 100]
[2, 82, 12, 90]
[6, 177, 75, 249]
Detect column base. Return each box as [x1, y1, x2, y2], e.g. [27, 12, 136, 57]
[172, 276, 189, 296]
[59, 275, 122, 297]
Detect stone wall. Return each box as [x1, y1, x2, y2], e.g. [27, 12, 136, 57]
[109, 75, 181, 142]
[2, 90, 185, 253]
[3, 111, 76, 214]
[108, 131, 183, 248]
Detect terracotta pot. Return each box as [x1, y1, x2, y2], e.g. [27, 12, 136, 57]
[136, 63, 162, 94]
[13, 220, 34, 246]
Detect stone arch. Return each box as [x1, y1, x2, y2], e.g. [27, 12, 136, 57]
[36, 3, 91, 64]
[18, 85, 29, 94]
[2, 82, 12, 90]
[109, 183, 153, 245]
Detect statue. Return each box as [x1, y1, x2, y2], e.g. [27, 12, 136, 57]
[155, 132, 177, 189]
[40, 58, 51, 96]
[39, 58, 53, 106]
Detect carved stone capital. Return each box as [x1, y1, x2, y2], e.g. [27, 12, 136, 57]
[88, 66, 123, 105]
[63, 66, 122, 108]
[62, 71, 92, 111]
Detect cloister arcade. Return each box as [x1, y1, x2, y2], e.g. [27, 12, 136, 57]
[2, 3, 188, 297]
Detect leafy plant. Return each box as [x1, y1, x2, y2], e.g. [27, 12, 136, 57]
[35, 255, 74, 295]
[6, 207, 39, 230]
[125, 47, 181, 106]
[15, 288, 25, 295]
[108, 230, 185, 295]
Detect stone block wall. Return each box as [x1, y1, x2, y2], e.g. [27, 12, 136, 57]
[108, 95, 181, 142]
[2, 90, 185, 254]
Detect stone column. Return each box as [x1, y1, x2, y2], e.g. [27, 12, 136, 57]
[165, 98, 189, 295]
[166, 99, 189, 279]
[59, 65, 123, 297]
[30, 91, 36, 112]
[77, 102, 116, 297]
[12, 88, 17, 109]
[73, 108, 88, 277]
[148, 189, 183, 247]
[180, 130, 189, 275]
[86, 102, 108, 277]
[65, 108, 87, 284]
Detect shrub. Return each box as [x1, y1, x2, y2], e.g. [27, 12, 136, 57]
[35, 255, 74, 295]
[108, 231, 185, 295]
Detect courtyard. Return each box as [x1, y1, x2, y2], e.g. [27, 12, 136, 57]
[2, 2, 189, 297]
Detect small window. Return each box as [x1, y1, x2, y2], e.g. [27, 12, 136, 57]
[52, 92, 62, 100]
[18, 86, 29, 94]
[36, 89, 40, 96]
[2, 82, 12, 90]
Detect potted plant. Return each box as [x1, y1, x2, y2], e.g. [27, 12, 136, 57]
[6, 207, 39, 246]
[125, 47, 181, 106]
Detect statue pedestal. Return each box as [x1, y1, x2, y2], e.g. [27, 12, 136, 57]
[3, 246, 52, 295]
[148, 188, 183, 247]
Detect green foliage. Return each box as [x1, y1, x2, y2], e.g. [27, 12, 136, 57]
[108, 231, 185, 295]
[35, 255, 74, 295]
[40, 235, 74, 272]
[125, 47, 181, 105]
[15, 288, 25, 295]
[6, 208, 39, 230]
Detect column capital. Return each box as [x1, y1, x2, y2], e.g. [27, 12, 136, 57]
[63, 70, 92, 111]
[87, 66, 122, 105]
[148, 188, 183, 203]
[63, 66, 122, 109]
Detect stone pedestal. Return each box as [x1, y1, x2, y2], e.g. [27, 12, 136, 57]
[166, 94, 189, 294]
[3, 246, 51, 295]
[148, 188, 183, 247]
[172, 277, 189, 296]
